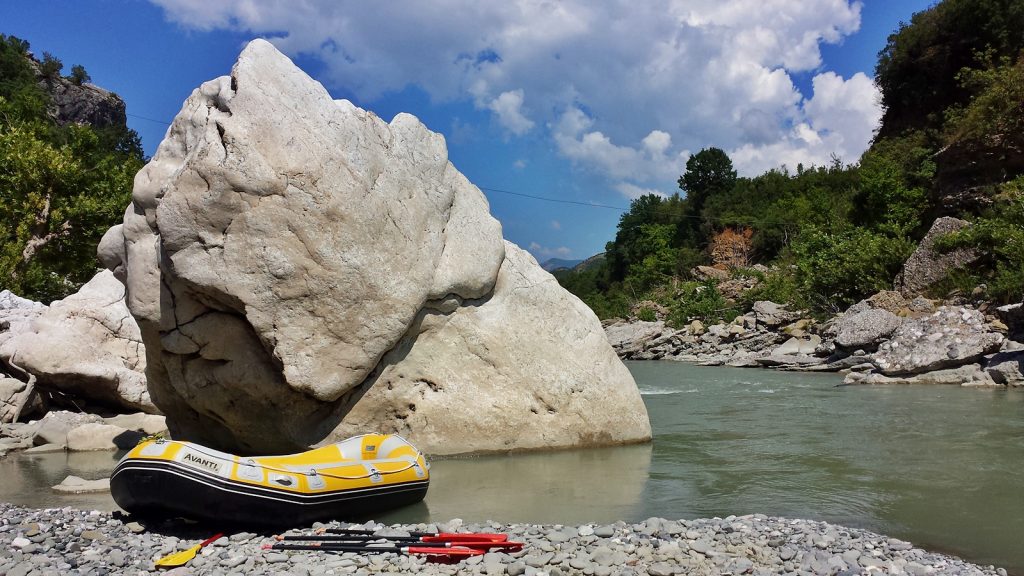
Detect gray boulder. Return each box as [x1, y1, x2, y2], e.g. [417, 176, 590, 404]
[871, 307, 1004, 375]
[894, 217, 979, 297]
[0, 376, 35, 424]
[103, 40, 649, 454]
[752, 301, 798, 328]
[834, 308, 902, 351]
[844, 364, 995, 386]
[605, 320, 668, 354]
[994, 302, 1023, 340]
[0, 271, 152, 413]
[985, 350, 1024, 386]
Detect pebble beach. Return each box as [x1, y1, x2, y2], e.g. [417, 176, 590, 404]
[0, 503, 1008, 576]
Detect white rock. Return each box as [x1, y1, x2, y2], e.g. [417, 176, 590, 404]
[52, 475, 111, 493]
[0, 271, 151, 413]
[66, 422, 141, 451]
[103, 39, 650, 454]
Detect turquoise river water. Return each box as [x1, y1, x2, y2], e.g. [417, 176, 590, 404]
[2, 362, 1022, 573]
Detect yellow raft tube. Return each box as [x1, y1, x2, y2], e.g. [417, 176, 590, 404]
[110, 434, 429, 526]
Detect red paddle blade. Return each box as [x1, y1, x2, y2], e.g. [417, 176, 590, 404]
[420, 533, 508, 543]
[406, 545, 484, 558]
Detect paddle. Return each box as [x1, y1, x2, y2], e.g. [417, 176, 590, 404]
[275, 535, 523, 551]
[319, 528, 508, 542]
[263, 542, 484, 561]
[154, 533, 224, 568]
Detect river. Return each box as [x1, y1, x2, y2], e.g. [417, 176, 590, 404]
[2, 361, 1022, 572]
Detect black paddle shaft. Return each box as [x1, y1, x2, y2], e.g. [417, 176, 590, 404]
[324, 528, 440, 538]
[282, 534, 426, 543]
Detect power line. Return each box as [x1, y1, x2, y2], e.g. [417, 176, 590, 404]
[478, 186, 629, 211]
[126, 113, 171, 125]
[121, 114, 817, 228]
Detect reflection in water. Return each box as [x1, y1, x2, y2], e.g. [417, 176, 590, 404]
[379, 444, 652, 525]
[0, 450, 122, 511]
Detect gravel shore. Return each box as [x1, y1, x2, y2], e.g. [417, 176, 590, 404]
[0, 503, 1008, 576]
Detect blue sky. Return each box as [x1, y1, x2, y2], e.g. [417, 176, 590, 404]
[1, 0, 934, 261]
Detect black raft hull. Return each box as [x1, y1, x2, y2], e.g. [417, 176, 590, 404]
[110, 436, 430, 527]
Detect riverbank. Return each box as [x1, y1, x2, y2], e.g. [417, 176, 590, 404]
[0, 502, 1008, 576]
[605, 296, 1024, 388]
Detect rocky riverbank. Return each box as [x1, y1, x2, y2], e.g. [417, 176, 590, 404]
[605, 293, 1024, 388]
[0, 502, 1008, 576]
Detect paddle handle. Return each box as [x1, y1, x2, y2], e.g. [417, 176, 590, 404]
[267, 543, 483, 557]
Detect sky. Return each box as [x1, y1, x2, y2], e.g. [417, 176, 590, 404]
[1, 0, 935, 262]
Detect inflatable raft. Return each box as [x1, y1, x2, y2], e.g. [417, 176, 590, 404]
[110, 434, 429, 526]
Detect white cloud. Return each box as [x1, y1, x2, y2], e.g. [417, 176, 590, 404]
[550, 220, 561, 230]
[151, 0, 878, 185]
[528, 242, 573, 259]
[728, 71, 881, 174]
[513, 159, 526, 169]
[487, 90, 535, 135]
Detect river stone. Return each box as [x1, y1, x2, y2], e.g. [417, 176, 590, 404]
[52, 475, 110, 494]
[985, 350, 1024, 386]
[0, 376, 31, 424]
[103, 39, 649, 454]
[844, 364, 995, 386]
[994, 302, 1024, 340]
[752, 301, 798, 327]
[0, 271, 152, 413]
[66, 422, 143, 451]
[895, 217, 979, 297]
[31, 410, 103, 447]
[605, 320, 668, 351]
[834, 308, 902, 351]
[772, 335, 821, 356]
[871, 307, 1004, 375]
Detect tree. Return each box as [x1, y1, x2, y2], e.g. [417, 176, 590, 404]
[39, 52, 62, 78]
[678, 147, 737, 216]
[677, 147, 737, 247]
[875, 0, 1024, 138]
[69, 64, 90, 86]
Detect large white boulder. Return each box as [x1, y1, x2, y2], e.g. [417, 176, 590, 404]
[0, 271, 152, 413]
[103, 39, 650, 454]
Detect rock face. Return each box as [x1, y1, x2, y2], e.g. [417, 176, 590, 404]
[103, 39, 649, 454]
[752, 301, 799, 328]
[833, 308, 902, 351]
[995, 302, 1024, 341]
[871, 307, 1004, 375]
[31, 62, 127, 129]
[333, 244, 652, 453]
[0, 271, 152, 413]
[894, 217, 979, 296]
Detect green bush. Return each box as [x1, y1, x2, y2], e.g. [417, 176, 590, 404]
[934, 180, 1024, 303]
[791, 227, 916, 312]
[668, 281, 739, 326]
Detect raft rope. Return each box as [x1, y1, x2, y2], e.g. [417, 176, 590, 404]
[157, 434, 426, 481]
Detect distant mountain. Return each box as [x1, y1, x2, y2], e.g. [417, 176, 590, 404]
[540, 258, 584, 272]
[573, 252, 606, 272]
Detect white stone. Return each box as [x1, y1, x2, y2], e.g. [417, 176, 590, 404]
[0, 271, 151, 413]
[52, 475, 111, 493]
[103, 39, 650, 454]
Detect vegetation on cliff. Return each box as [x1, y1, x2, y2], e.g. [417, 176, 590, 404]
[0, 34, 144, 303]
[556, 0, 1024, 321]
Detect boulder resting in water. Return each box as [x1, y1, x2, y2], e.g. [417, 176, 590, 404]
[102, 39, 650, 455]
